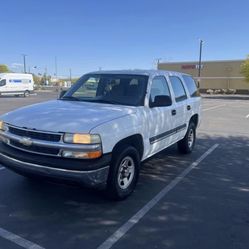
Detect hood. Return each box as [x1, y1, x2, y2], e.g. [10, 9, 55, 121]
[1, 100, 136, 133]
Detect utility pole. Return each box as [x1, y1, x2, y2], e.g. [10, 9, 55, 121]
[22, 54, 27, 73]
[198, 40, 203, 79]
[44, 66, 47, 85]
[155, 58, 162, 69]
[55, 56, 57, 78]
[69, 68, 72, 82]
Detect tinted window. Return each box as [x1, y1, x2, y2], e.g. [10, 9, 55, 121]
[182, 75, 200, 97]
[150, 76, 171, 102]
[170, 76, 187, 102]
[0, 79, 6, 86]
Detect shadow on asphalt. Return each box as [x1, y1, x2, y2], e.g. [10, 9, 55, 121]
[115, 134, 249, 249]
[0, 134, 248, 248]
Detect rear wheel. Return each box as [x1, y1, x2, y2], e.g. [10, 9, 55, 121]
[24, 90, 30, 97]
[177, 122, 196, 154]
[106, 146, 140, 200]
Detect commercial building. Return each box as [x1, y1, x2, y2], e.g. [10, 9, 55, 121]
[158, 59, 249, 93]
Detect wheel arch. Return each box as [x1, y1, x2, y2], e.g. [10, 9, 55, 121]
[112, 134, 144, 160]
[189, 114, 199, 127]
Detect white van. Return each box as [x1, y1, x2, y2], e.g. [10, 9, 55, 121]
[0, 73, 34, 97]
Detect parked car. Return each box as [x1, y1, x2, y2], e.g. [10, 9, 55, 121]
[0, 70, 201, 200]
[0, 73, 34, 97]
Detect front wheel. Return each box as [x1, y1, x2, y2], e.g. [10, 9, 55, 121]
[106, 146, 140, 200]
[24, 90, 30, 97]
[177, 122, 196, 154]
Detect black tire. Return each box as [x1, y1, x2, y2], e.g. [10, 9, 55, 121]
[177, 122, 196, 154]
[24, 90, 30, 97]
[106, 145, 140, 200]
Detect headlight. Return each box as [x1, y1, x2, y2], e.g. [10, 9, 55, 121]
[63, 133, 101, 144]
[62, 133, 102, 159]
[0, 121, 5, 131]
[61, 150, 102, 159]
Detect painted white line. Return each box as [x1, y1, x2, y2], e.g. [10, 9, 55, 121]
[0, 227, 45, 249]
[97, 144, 219, 249]
[246, 114, 249, 119]
[0, 167, 5, 171]
[203, 104, 226, 112]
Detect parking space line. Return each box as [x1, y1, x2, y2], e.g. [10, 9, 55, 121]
[0, 227, 45, 249]
[97, 144, 219, 249]
[203, 104, 226, 111]
[246, 114, 249, 119]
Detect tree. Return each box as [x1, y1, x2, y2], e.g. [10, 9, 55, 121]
[32, 74, 41, 85]
[0, 64, 9, 73]
[241, 56, 249, 83]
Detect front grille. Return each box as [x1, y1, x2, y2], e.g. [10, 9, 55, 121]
[4, 124, 63, 157]
[10, 140, 60, 156]
[8, 126, 62, 142]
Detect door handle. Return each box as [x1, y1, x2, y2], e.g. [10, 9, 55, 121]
[171, 109, 176, 116]
[187, 105, 191, 111]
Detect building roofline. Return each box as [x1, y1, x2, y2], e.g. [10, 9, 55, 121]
[159, 59, 245, 64]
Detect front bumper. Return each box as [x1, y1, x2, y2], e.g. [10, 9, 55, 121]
[0, 143, 111, 188]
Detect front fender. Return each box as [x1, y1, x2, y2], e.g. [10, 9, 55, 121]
[90, 113, 144, 154]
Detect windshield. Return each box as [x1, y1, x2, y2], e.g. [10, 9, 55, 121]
[0, 79, 6, 87]
[61, 74, 149, 106]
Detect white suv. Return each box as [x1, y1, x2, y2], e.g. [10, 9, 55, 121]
[0, 70, 201, 200]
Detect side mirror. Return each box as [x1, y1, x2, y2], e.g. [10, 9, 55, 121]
[150, 95, 172, 108]
[59, 90, 67, 99]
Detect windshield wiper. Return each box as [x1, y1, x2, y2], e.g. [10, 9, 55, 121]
[89, 99, 124, 105]
[60, 96, 80, 101]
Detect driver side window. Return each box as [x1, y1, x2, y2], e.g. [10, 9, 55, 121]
[150, 76, 171, 102]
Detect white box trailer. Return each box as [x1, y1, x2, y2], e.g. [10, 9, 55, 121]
[0, 73, 34, 97]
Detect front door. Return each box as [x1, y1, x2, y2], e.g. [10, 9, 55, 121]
[147, 76, 175, 156]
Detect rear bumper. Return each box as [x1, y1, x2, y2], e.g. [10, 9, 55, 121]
[0, 143, 111, 188]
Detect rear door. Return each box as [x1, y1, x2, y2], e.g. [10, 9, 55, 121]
[147, 75, 175, 155]
[182, 75, 201, 125]
[169, 75, 189, 140]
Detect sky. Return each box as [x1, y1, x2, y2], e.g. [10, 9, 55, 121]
[0, 0, 248, 78]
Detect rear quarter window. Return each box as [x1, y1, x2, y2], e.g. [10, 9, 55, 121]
[182, 75, 200, 97]
[169, 76, 187, 102]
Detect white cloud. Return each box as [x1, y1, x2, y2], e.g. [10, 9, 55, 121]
[10, 63, 23, 69]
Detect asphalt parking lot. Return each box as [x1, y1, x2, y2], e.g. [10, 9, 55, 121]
[0, 92, 249, 249]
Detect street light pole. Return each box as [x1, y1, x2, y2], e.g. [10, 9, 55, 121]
[22, 54, 27, 73]
[198, 40, 203, 79]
